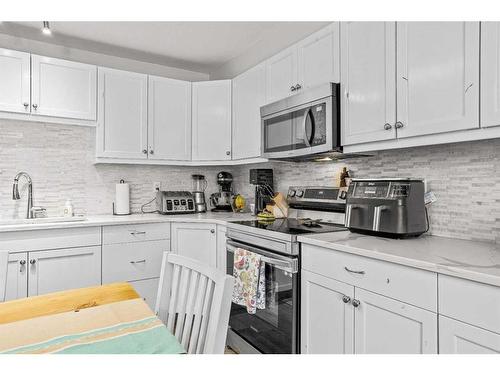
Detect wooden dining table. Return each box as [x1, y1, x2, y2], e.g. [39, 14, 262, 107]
[0, 283, 185, 354]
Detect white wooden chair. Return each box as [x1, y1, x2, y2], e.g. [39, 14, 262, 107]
[0, 251, 8, 302]
[155, 252, 234, 354]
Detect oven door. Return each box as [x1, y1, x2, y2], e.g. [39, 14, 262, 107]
[226, 240, 299, 354]
[261, 97, 332, 159]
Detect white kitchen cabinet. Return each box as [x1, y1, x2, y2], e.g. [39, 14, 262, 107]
[171, 222, 217, 267]
[232, 63, 266, 160]
[396, 22, 480, 138]
[191, 80, 232, 161]
[341, 22, 397, 145]
[481, 22, 500, 128]
[97, 67, 148, 159]
[0, 48, 30, 114]
[31, 55, 97, 120]
[297, 23, 339, 90]
[216, 225, 228, 273]
[354, 288, 437, 354]
[129, 278, 160, 311]
[301, 270, 354, 354]
[27, 246, 101, 297]
[4, 252, 28, 301]
[266, 45, 297, 103]
[439, 316, 500, 354]
[148, 76, 192, 160]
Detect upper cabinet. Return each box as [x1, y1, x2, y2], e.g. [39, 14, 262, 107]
[191, 80, 232, 161]
[481, 22, 500, 128]
[31, 55, 97, 120]
[148, 76, 192, 161]
[97, 67, 148, 159]
[266, 23, 339, 103]
[0, 48, 30, 114]
[396, 22, 480, 138]
[232, 63, 266, 160]
[341, 22, 397, 145]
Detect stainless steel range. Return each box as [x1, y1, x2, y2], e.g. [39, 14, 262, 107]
[225, 186, 347, 354]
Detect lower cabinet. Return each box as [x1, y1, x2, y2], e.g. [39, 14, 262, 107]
[439, 316, 500, 354]
[301, 269, 438, 354]
[5, 252, 28, 301]
[171, 222, 217, 267]
[354, 288, 437, 354]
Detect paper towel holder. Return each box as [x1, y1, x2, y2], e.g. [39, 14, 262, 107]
[113, 179, 131, 216]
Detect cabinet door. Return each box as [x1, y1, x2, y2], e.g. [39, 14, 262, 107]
[192, 80, 232, 161]
[0, 48, 30, 114]
[481, 22, 500, 128]
[266, 46, 297, 103]
[31, 55, 97, 120]
[354, 288, 437, 354]
[341, 22, 397, 145]
[130, 278, 160, 311]
[4, 252, 28, 301]
[297, 23, 340, 90]
[232, 63, 266, 160]
[28, 246, 101, 297]
[439, 315, 500, 354]
[396, 22, 480, 138]
[97, 68, 148, 159]
[171, 223, 217, 267]
[148, 76, 192, 160]
[301, 270, 354, 354]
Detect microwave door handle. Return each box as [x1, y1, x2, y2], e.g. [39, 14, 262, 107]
[301, 109, 312, 147]
[372, 205, 389, 231]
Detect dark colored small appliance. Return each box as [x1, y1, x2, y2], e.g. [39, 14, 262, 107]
[249, 168, 274, 214]
[345, 178, 428, 238]
[209, 171, 234, 212]
[156, 191, 195, 214]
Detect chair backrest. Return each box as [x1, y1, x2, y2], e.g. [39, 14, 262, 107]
[155, 252, 234, 354]
[0, 251, 9, 303]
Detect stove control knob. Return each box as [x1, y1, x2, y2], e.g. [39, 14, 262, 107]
[288, 190, 296, 197]
[296, 190, 304, 198]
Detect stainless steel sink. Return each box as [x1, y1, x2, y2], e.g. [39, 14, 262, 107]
[0, 216, 87, 226]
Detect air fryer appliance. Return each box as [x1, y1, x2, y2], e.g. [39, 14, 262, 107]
[192, 174, 208, 213]
[209, 171, 233, 212]
[249, 168, 274, 214]
[345, 178, 427, 238]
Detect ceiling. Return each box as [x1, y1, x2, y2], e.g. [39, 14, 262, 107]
[0, 21, 329, 73]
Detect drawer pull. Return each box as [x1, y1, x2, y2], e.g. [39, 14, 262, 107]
[130, 231, 146, 235]
[342, 295, 351, 304]
[344, 266, 365, 275]
[352, 299, 360, 308]
[130, 259, 146, 264]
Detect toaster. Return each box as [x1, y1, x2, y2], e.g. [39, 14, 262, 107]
[345, 178, 427, 238]
[156, 191, 195, 215]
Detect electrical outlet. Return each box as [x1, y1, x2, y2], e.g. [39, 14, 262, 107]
[153, 181, 161, 191]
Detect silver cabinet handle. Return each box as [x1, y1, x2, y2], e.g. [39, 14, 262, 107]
[226, 151, 231, 156]
[395, 121, 404, 129]
[149, 150, 154, 155]
[142, 149, 147, 154]
[210, 229, 215, 234]
[384, 123, 392, 130]
[465, 83, 474, 93]
[342, 295, 351, 304]
[30, 259, 36, 265]
[352, 299, 360, 308]
[130, 259, 146, 264]
[20, 260, 26, 265]
[32, 104, 38, 110]
[295, 84, 302, 90]
[130, 230, 146, 235]
[23, 102, 29, 109]
[290, 85, 296, 92]
[344, 266, 365, 275]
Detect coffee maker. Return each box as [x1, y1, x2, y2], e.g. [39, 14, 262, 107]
[191, 174, 207, 213]
[249, 169, 274, 214]
[209, 172, 234, 212]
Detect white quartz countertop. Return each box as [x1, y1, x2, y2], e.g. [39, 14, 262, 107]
[298, 231, 500, 287]
[0, 212, 255, 233]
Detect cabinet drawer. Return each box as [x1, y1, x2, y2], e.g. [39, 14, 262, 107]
[130, 278, 160, 311]
[439, 275, 500, 334]
[302, 244, 437, 311]
[102, 240, 170, 283]
[102, 223, 170, 245]
[0, 227, 100, 252]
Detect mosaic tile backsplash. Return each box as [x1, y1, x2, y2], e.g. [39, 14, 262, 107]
[1, 119, 499, 243]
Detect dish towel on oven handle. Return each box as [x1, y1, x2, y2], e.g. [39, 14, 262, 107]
[232, 248, 266, 314]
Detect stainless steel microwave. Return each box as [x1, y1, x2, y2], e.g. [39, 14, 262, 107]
[260, 83, 341, 161]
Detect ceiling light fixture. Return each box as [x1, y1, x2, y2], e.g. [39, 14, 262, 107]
[42, 21, 51, 35]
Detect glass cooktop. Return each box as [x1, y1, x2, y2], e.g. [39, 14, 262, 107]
[230, 218, 347, 235]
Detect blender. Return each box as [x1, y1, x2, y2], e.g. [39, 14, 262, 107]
[191, 174, 208, 213]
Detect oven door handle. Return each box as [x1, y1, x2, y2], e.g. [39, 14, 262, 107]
[226, 241, 298, 274]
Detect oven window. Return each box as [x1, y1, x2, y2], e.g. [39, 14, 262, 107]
[226, 249, 297, 354]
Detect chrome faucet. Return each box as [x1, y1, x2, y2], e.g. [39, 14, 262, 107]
[12, 172, 34, 219]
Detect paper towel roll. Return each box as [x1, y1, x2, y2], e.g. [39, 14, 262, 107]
[114, 180, 130, 215]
